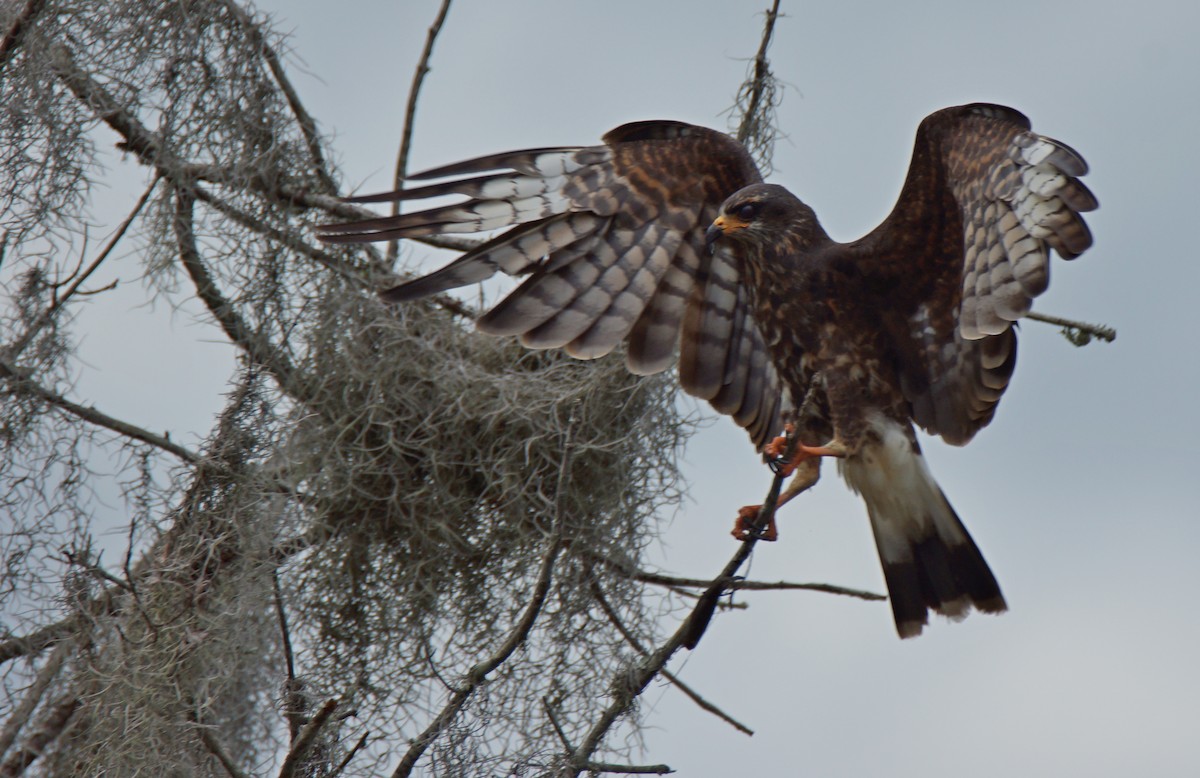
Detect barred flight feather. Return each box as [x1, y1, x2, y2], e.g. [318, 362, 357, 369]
[319, 104, 1097, 639]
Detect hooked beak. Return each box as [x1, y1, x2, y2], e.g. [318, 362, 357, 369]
[704, 221, 725, 251]
[705, 213, 749, 253]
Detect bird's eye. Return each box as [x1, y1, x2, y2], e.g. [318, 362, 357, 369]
[737, 203, 758, 221]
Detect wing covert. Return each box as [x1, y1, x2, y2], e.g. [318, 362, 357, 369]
[317, 121, 786, 448]
[865, 103, 1097, 444]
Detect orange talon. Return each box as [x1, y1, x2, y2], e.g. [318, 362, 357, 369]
[768, 434, 847, 477]
[796, 442, 846, 459]
[732, 504, 778, 542]
[763, 434, 789, 460]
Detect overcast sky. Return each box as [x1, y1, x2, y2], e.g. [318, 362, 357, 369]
[73, 1, 1199, 775]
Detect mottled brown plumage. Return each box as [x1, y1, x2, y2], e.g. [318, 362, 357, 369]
[317, 104, 1097, 638]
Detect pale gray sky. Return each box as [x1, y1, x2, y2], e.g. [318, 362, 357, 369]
[73, 1, 1200, 775]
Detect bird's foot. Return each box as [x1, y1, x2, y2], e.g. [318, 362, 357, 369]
[731, 504, 778, 542]
[766, 431, 847, 476]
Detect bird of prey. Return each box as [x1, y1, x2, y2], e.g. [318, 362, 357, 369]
[317, 103, 1096, 638]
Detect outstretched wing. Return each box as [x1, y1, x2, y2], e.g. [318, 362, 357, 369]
[861, 103, 1098, 444]
[317, 121, 786, 448]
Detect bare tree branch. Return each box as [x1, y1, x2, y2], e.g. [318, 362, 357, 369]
[48, 33, 487, 285]
[329, 732, 369, 778]
[273, 571, 304, 745]
[0, 641, 69, 761]
[187, 183, 380, 284]
[385, 0, 453, 265]
[171, 186, 300, 394]
[543, 698, 575, 752]
[390, 536, 563, 778]
[0, 622, 81, 667]
[3, 175, 160, 361]
[214, 0, 337, 194]
[730, 0, 785, 174]
[196, 726, 253, 778]
[1026, 310, 1117, 346]
[736, 0, 782, 146]
[0, 356, 202, 463]
[590, 581, 754, 737]
[60, 551, 134, 593]
[580, 762, 674, 776]
[0, 694, 78, 777]
[0, 0, 47, 70]
[44, 42, 355, 221]
[278, 698, 339, 778]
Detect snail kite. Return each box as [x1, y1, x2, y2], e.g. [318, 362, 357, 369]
[318, 103, 1097, 638]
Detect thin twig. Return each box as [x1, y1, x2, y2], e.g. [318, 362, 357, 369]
[543, 699, 574, 752]
[49, 35, 480, 287]
[215, 0, 337, 193]
[0, 357, 201, 463]
[273, 571, 304, 744]
[660, 668, 754, 736]
[736, 0, 783, 147]
[60, 551, 134, 593]
[329, 732, 369, 778]
[580, 762, 674, 775]
[1026, 310, 1117, 345]
[584, 552, 884, 602]
[636, 571, 884, 601]
[386, 0, 453, 265]
[187, 180, 376, 286]
[4, 180, 158, 362]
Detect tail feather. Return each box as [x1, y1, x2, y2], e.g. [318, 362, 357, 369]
[840, 417, 1006, 638]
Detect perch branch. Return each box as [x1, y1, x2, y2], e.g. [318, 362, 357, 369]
[565, 452, 794, 774]
[590, 581, 754, 737]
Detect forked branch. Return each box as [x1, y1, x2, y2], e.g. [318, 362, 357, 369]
[389, 537, 563, 778]
[386, 0, 453, 265]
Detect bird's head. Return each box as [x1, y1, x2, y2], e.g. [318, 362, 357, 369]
[705, 183, 824, 252]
